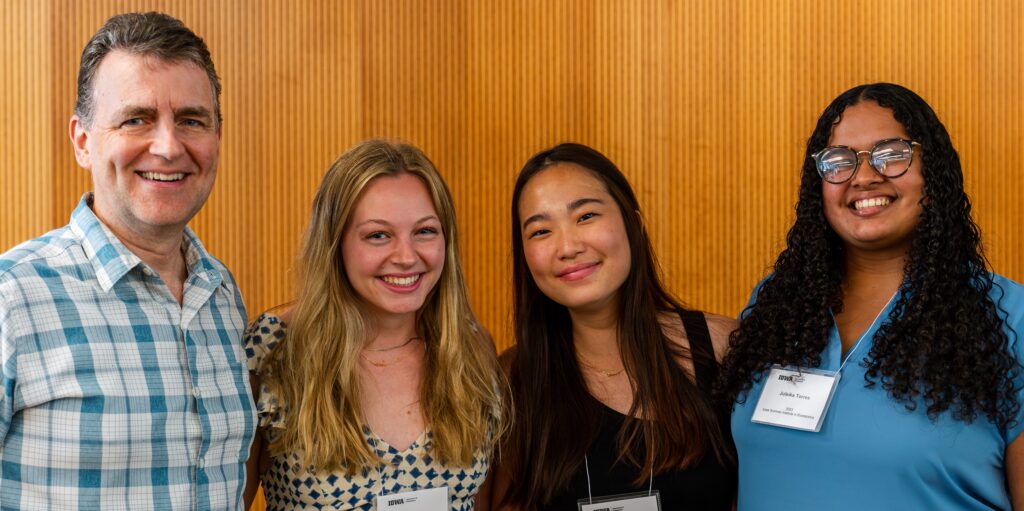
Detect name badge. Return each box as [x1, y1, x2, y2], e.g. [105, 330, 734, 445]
[750, 365, 840, 432]
[376, 486, 448, 511]
[578, 490, 661, 511]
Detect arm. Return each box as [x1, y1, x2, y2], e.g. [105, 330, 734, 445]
[481, 458, 524, 511]
[243, 371, 264, 509]
[1008, 433, 1024, 510]
[240, 310, 289, 509]
[474, 472, 492, 511]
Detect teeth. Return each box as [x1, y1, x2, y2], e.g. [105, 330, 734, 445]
[382, 274, 420, 286]
[854, 197, 891, 210]
[141, 172, 185, 182]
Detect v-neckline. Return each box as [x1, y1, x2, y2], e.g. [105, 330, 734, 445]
[364, 426, 431, 456]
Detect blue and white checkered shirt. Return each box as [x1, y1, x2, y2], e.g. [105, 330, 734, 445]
[0, 194, 257, 510]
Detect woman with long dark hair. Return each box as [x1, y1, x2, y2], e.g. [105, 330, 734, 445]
[488, 143, 737, 510]
[719, 83, 1024, 510]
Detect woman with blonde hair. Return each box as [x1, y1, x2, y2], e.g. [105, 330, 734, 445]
[243, 139, 504, 510]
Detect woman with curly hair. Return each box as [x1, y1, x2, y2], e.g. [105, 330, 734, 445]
[488, 143, 737, 510]
[719, 83, 1024, 510]
[242, 139, 505, 510]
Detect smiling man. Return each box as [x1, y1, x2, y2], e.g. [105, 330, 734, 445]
[0, 12, 255, 510]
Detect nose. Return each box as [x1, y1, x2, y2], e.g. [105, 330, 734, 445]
[556, 229, 585, 259]
[849, 152, 883, 187]
[390, 236, 417, 266]
[149, 120, 186, 161]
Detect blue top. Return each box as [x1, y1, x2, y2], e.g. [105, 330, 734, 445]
[731, 274, 1024, 511]
[0, 194, 256, 510]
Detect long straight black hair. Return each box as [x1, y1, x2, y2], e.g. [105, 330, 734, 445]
[499, 143, 732, 508]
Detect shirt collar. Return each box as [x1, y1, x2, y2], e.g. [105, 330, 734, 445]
[69, 193, 224, 292]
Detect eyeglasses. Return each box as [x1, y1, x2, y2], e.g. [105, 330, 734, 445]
[812, 138, 921, 184]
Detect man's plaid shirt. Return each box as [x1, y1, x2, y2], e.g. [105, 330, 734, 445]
[0, 194, 256, 510]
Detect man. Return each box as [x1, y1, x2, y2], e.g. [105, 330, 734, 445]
[0, 12, 256, 509]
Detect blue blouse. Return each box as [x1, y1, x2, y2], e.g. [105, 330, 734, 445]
[732, 274, 1024, 511]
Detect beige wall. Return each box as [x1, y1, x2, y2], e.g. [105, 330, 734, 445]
[3, 2, 1022, 505]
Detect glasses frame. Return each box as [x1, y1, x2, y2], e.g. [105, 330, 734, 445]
[812, 138, 922, 184]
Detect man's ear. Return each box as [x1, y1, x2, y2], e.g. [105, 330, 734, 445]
[69, 115, 92, 169]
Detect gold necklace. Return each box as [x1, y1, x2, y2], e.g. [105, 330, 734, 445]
[576, 354, 626, 378]
[360, 352, 398, 367]
[360, 338, 422, 367]
[363, 336, 420, 352]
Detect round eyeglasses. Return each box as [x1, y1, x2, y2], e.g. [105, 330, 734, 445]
[812, 138, 921, 184]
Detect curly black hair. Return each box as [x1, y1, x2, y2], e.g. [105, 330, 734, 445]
[716, 83, 1020, 429]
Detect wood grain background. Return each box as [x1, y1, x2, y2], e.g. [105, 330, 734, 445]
[2, 1, 1022, 508]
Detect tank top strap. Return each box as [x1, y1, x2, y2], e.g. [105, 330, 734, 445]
[677, 309, 717, 392]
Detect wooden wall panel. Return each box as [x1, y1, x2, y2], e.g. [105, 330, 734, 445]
[4, 0, 1023, 351]
[2, 4, 1022, 508]
[1, 0, 52, 251]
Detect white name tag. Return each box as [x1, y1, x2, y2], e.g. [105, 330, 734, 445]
[578, 491, 661, 511]
[750, 365, 840, 432]
[376, 486, 448, 511]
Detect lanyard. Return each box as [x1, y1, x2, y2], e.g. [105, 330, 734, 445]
[583, 454, 653, 505]
[834, 291, 898, 375]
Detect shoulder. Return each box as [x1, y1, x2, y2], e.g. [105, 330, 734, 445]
[990, 273, 1024, 308]
[244, 310, 290, 373]
[704, 312, 738, 361]
[0, 226, 79, 284]
[658, 309, 736, 362]
[497, 345, 517, 377]
[989, 273, 1024, 344]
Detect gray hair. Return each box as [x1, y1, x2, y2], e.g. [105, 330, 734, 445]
[74, 12, 221, 127]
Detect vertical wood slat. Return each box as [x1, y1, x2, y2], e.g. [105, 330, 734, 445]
[5, 0, 1024, 379]
[1, 0, 52, 251]
[1, 3, 1022, 509]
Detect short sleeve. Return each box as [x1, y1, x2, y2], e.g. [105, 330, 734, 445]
[243, 312, 287, 373]
[993, 275, 1024, 444]
[243, 312, 288, 431]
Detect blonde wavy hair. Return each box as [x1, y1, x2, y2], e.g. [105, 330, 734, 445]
[262, 139, 505, 472]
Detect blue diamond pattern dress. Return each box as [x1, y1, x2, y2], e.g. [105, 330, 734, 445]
[244, 313, 490, 510]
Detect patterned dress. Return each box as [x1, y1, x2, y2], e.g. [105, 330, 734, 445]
[244, 313, 490, 510]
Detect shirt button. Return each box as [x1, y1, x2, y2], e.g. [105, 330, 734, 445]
[192, 387, 201, 398]
[196, 458, 205, 469]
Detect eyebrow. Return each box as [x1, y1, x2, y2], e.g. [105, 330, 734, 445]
[113, 105, 214, 121]
[115, 106, 157, 120]
[356, 215, 439, 228]
[175, 106, 214, 121]
[521, 197, 606, 230]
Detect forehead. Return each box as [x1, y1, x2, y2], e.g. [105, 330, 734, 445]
[90, 51, 214, 113]
[519, 163, 610, 208]
[829, 101, 909, 148]
[351, 172, 438, 218]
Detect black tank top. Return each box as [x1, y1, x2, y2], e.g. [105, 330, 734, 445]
[540, 310, 737, 510]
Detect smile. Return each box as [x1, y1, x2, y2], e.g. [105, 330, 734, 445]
[380, 274, 422, 288]
[557, 262, 600, 281]
[139, 172, 186, 182]
[852, 196, 892, 211]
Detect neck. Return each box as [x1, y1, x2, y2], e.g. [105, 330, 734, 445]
[91, 202, 188, 304]
[842, 246, 906, 297]
[569, 305, 620, 359]
[365, 313, 419, 350]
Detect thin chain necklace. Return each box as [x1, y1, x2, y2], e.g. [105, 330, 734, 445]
[360, 337, 422, 367]
[576, 353, 626, 378]
[363, 336, 420, 352]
